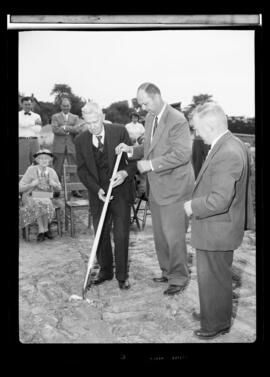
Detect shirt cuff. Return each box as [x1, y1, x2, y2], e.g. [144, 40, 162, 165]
[149, 160, 154, 171]
[127, 148, 134, 158]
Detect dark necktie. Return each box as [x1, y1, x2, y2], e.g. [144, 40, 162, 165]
[24, 112, 31, 115]
[96, 135, 104, 152]
[152, 116, 158, 137]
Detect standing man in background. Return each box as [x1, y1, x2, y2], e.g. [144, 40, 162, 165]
[19, 96, 42, 175]
[116, 83, 194, 296]
[184, 102, 249, 340]
[51, 97, 82, 197]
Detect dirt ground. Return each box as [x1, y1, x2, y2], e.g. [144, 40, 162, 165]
[19, 200, 256, 345]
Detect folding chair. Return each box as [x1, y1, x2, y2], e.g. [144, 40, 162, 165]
[133, 193, 151, 230]
[130, 174, 151, 231]
[63, 164, 91, 237]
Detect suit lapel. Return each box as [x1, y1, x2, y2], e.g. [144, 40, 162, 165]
[194, 131, 232, 189]
[84, 131, 99, 180]
[146, 105, 169, 158]
[59, 112, 65, 123]
[104, 124, 116, 174]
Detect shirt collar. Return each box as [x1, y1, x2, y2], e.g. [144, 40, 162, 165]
[92, 126, 105, 140]
[211, 130, 229, 150]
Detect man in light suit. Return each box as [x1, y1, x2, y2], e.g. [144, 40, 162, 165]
[184, 102, 249, 340]
[116, 83, 195, 296]
[51, 98, 82, 197]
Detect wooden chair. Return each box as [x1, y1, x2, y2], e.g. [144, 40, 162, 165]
[130, 175, 151, 231]
[132, 193, 151, 230]
[63, 164, 91, 237]
[19, 175, 62, 241]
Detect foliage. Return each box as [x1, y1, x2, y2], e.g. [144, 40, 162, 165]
[38, 101, 57, 125]
[103, 100, 131, 125]
[228, 117, 255, 135]
[183, 93, 213, 121]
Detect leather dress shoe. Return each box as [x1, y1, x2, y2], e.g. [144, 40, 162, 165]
[72, 191, 83, 198]
[37, 233, 45, 242]
[163, 285, 186, 296]
[44, 230, 54, 239]
[153, 276, 168, 283]
[93, 276, 113, 285]
[192, 311, 201, 321]
[118, 280, 131, 290]
[193, 327, 230, 340]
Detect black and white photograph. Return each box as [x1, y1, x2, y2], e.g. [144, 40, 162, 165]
[9, 14, 260, 354]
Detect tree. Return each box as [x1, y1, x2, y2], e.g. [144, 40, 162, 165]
[104, 100, 131, 125]
[184, 93, 213, 122]
[38, 101, 57, 125]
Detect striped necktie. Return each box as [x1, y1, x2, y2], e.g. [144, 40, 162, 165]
[152, 116, 158, 137]
[96, 135, 104, 152]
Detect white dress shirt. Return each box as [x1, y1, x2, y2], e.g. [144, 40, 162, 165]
[149, 103, 167, 170]
[19, 110, 42, 137]
[125, 121, 145, 142]
[150, 103, 167, 143]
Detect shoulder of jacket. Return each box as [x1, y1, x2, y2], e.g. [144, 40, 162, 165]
[166, 105, 186, 123]
[76, 129, 88, 141]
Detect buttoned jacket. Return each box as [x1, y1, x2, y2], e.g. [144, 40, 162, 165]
[190, 131, 251, 251]
[51, 112, 81, 154]
[133, 104, 195, 205]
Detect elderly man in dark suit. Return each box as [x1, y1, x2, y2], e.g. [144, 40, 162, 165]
[51, 97, 82, 197]
[116, 83, 195, 296]
[75, 102, 137, 290]
[184, 102, 250, 340]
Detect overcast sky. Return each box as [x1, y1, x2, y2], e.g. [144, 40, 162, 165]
[19, 30, 255, 117]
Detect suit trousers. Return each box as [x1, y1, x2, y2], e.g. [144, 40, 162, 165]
[53, 148, 78, 182]
[19, 138, 40, 175]
[92, 195, 131, 281]
[196, 249, 234, 332]
[149, 192, 189, 286]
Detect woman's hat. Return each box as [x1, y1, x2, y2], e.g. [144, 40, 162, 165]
[33, 149, 54, 159]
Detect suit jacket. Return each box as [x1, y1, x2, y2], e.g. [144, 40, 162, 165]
[75, 123, 137, 214]
[190, 131, 250, 251]
[51, 112, 81, 154]
[192, 135, 210, 179]
[133, 104, 194, 205]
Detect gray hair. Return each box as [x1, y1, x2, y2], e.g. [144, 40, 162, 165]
[137, 82, 161, 96]
[82, 101, 103, 119]
[191, 102, 228, 126]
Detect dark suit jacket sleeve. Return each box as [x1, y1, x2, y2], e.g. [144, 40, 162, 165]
[120, 127, 138, 178]
[191, 150, 244, 219]
[132, 145, 144, 160]
[151, 118, 192, 173]
[51, 114, 66, 135]
[75, 137, 100, 194]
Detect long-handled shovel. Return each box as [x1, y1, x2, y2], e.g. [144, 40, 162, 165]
[82, 151, 123, 299]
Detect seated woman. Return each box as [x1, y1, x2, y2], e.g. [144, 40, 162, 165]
[19, 149, 61, 241]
